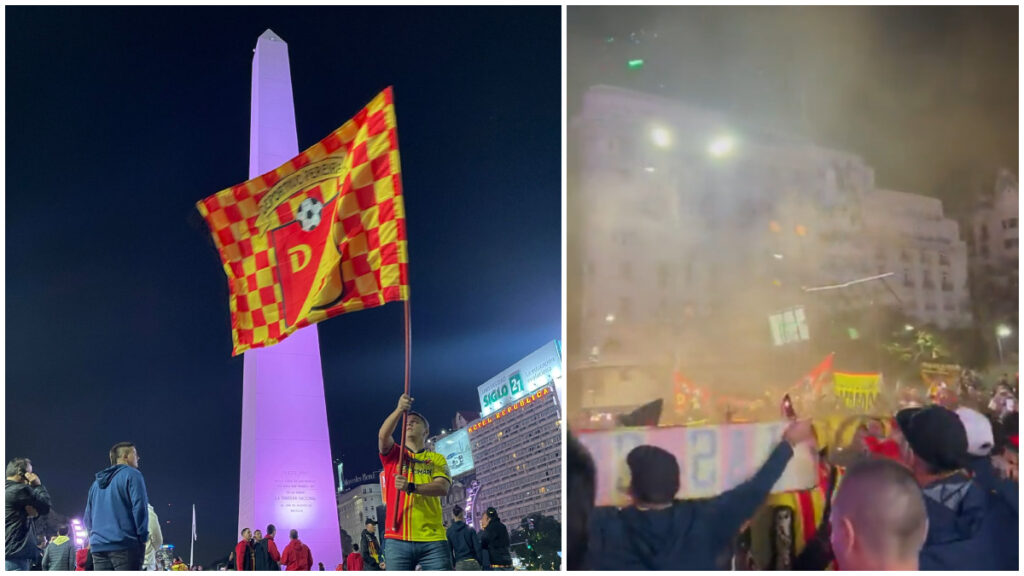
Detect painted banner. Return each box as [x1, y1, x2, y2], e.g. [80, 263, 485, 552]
[833, 372, 882, 411]
[577, 421, 818, 505]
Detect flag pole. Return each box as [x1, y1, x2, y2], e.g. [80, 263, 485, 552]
[190, 504, 195, 568]
[392, 299, 412, 533]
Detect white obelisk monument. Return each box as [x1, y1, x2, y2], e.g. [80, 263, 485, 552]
[239, 29, 342, 568]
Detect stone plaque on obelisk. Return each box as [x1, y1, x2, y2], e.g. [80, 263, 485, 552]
[238, 29, 342, 568]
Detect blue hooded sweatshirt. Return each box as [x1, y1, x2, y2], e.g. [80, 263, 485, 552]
[83, 464, 149, 553]
[918, 471, 1018, 571]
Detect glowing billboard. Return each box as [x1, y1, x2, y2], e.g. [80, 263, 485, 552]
[435, 429, 475, 477]
[478, 340, 562, 416]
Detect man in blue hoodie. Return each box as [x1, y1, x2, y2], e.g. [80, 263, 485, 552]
[84, 442, 150, 571]
[587, 419, 816, 570]
[895, 405, 1018, 571]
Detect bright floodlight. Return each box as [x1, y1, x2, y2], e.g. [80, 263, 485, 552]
[905, 324, 915, 331]
[605, 313, 615, 323]
[772, 253, 784, 260]
[708, 135, 735, 158]
[997, 325, 1012, 338]
[651, 126, 672, 148]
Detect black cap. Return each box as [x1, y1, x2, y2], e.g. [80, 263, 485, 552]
[365, 519, 377, 525]
[407, 411, 430, 433]
[485, 507, 499, 520]
[896, 406, 969, 472]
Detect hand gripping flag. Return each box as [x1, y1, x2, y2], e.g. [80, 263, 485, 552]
[197, 88, 408, 355]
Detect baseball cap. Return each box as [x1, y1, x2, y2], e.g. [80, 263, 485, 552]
[955, 407, 995, 456]
[896, 406, 969, 471]
[407, 411, 430, 432]
[364, 519, 377, 525]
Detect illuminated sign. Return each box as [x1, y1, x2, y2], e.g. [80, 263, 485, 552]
[468, 387, 553, 433]
[435, 429, 475, 477]
[478, 340, 562, 416]
[769, 306, 809, 346]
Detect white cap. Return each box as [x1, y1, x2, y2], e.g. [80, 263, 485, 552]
[956, 407, 994, 456]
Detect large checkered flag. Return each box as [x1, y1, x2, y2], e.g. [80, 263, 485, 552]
[197, 87, 409, 355]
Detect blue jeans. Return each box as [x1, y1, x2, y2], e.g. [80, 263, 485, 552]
[385, 539, 452, 571]
[5, 559, 32, 571]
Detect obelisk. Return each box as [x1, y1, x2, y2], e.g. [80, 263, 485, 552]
[238, 29, 342, 568]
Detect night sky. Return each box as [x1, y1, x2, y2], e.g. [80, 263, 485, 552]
[6, 6, 560, 565]
[569, 6, 1018, 214]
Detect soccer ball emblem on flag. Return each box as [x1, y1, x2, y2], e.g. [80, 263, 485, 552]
[197, 87, 409, 355]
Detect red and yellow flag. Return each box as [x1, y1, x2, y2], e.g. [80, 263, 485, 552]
[197, 87, 408, 355]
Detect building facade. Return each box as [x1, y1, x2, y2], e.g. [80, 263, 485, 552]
[569, 85, 972, 411]
[466, 386, 562, 529]
[336, 479, 383, 547]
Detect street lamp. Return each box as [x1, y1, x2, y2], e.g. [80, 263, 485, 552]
[996, 324, 1012, 364]
[650, 126, 672, 149]
[707, 135, 735, 158]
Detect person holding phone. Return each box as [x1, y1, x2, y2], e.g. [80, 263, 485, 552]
[5, 458, 52, 571]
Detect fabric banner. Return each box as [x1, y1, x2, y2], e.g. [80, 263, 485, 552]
[577, 421, 818, 506]
[832, 372, 882, 411]
[197, 87, 408, 355]
[790, 353, 834, 395]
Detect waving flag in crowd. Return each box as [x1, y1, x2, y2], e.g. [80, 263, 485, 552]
[197, 88, 408, 355]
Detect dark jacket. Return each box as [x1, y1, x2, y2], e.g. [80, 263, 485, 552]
[42, 535, 77, 571]
[480, 519, 512, 567]
[254, 535, 280, 571]
[5, 479, 52, 560]
[967, 456, 1018, 514]
[918, 471, 1018, 571]
[360, 529, 382, 570]
[446, 520, 482, 564]
[588, 441, 794, 571]
[235, 539, 255, 571]
[83, 464, 149, 552]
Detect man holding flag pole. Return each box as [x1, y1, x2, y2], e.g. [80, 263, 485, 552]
[377, 394, 452, 570]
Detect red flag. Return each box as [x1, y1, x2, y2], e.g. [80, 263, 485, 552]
[793, 353, 834, 395]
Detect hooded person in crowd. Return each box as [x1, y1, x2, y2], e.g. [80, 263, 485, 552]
[41, 525, 77, 571]
[829, 458, 929, 571]
[588, 419, 816, 570]
[279, 529, 312, 571]
[84, 442, 150, 571]
[894, 405, 1018, 570]
[345, 544, 364, 571]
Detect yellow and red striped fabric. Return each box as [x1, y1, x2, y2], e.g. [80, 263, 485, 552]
[197, 88, 408, 355]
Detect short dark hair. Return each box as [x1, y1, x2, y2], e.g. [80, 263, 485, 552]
[290, 529, 298, 540]
[352, 544, 359, 552]
[6, 458, 31, 478]
[266, 524, 276, 536]
[57, 525, 68, 536]
[626, 445, 679, 504]
[241, 527, 250, 536]
[452, 505, 464, 518]
[109, 442, 135, 466]
[407, 411, 430, 434]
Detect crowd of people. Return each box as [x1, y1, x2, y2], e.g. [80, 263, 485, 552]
[5, 394, 520, 572]
[568, 374, 1019, 571]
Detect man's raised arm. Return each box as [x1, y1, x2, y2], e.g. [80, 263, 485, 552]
[379, 394, 413, 454]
